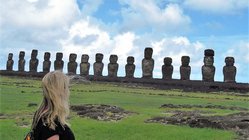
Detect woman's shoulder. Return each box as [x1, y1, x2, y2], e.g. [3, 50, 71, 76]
[35, 118, 75, 140]
[36, 118, 65, 131]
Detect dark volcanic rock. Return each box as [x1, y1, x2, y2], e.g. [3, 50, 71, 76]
[27, 103, 38, 107]
[71, 104, 136, 121]
[160, 104, 249, 111]
[146, 112, 249, 140]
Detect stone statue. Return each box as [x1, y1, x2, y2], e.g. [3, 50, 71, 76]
[108, 55, 119, 77]
[223, 57, 236, 83]
[180, 56, 191, 80]
[125, 56, 135, 78]
[162, 57, 173, 80]
[142, 47, 154, 78]
[54, 52, 64, 71]
[93, 53, 104, 76]
[43, 52, 51, 73]
[29, 49, 39, 72]
[80, 54, 90, 76]
[202, 49, 215, 82]
[18, 51, 25, 72]
[6, 53, 14, 71]
[67, 53, 77, 74]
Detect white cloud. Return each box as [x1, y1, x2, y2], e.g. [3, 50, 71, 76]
[0, 0, 79, 28]
[0, 0, 81, 56]
[119, 0, 191, 32]
[60, 18, 112, 58]
[183, 0, 249, 14]
[111, 32, 137, 63]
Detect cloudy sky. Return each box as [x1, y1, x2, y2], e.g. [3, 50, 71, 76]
[0, 0, 248, 83]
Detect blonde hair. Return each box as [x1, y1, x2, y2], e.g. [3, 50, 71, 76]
[32, 71, 70, 130]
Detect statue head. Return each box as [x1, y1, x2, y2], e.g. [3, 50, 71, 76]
[164, 57, 172, 66]
[144, 47, 153, 59]
[69, 53, 77, 62]
[81, 54, 89, 63]
[31, 49, 38, 59]
[109, 55, 118, 64]
[204, 49, 214, 66]
[181, 56, 190, 67]
[95, 53, 103, 63]
[225, 57, 234, 66]
[204, 56, 214, 66]
[8, 53, 13, 60]
[19, 51, 25, 59]
[44, 52, 51, 61]
[127, 56, 134, 65]
[56, 52, 63, 61]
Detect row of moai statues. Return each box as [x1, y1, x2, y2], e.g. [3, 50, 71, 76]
[6, 48, 237, 82]
[143, 48, 190, 80]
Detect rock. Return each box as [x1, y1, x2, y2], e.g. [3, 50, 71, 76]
[146, 111, 249, 140]
[28, 103, 38, 107]
[71, 104, 136, 121]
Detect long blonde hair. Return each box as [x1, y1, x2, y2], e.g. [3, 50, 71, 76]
[32, 71, 70, 130]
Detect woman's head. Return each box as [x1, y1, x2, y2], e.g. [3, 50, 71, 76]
[32, 71, 70, 130]
[42, 71, 70, 105]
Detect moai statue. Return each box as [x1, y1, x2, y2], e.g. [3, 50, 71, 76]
[18, 51, 25, 72]
[93, 53, 104, 76]
[202, 49, 215, 82]
[162, 57, 173, 80]
[223, 57, 236, 83]
[29, 49, 39, 72]
[6, 53, 14, 71]
[142, 47, 154, 78]
[43, 52, 51, 73]
[180, 56, 191, 80]
[54, 52, 64, 71]
[67, 53, 78, 74]
[80, 54, 90, 76]
[125, 56, 135, 78]
[108, 55, 119, 77]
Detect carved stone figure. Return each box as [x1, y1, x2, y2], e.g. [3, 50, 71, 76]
[162, 57, 173, 80]
[202, 49, 215, 82]
[93, 53, 104, 76]
[43, 52, 51, 73]
[223, 57, 236, 83]
[18, 51, 25, 72]
[108, 55, 119, 77]
[29, 49, 39, 72]
[54, 52, 64, 71]
[6, 53, 14, 71]
[80, 54, 90, 76]
[125, 56, 135, 78]
[180, 56, 191, 80]
[67, 53, 77, 74]
[142, 47, 154, 78]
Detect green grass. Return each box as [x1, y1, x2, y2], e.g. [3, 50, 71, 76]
[1, 76, 248, 140]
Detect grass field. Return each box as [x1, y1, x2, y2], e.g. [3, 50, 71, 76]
[0, 76, 248, 140]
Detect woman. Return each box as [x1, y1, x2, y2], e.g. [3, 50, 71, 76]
[31, 71, 75, 140]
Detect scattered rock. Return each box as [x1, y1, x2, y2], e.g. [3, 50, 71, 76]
[71, 104, 136, 121]
[146, 112, 249, 140]
[160, 104, 249, 111]
[27, 103, 38, 107]
[68, 75, 91, 84]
